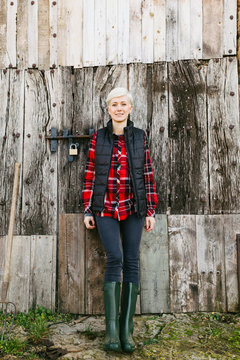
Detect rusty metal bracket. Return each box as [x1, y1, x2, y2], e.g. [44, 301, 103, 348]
[237, 234, 240, 312]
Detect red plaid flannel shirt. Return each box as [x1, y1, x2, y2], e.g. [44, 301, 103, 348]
[81, 131, 158, 220]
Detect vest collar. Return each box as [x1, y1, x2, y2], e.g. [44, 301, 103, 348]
[106, 118, 134, 135]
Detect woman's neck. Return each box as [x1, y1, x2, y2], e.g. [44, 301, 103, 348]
[112, 119, 127, 135]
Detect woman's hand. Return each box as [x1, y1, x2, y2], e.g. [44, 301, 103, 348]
[84, 216, 96, 229]
[145, 216, 155, 232]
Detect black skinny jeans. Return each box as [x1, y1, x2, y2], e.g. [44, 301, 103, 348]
[95, 213, 145, 286]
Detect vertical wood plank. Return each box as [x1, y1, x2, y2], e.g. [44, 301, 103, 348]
[153, 0, 166, 62]
[207, 58, 240, 213]
[178, 0, 191, 60]
[85, 226, 105, 314]
[0, 70, 24, 235]
[0, 0, 7, 68]
[28, 0, 38, 67]
[106, 0, 118, 65]
[190, 0, 202, 59]
[128, 63, 150, 130]
[165, 0, 178, 61]
[58, 215, 85, 313]
[68, 0, 83, 68]
[223, 215, 240, 312]
[50, 0, 58, 67]
[129, 0, 141, 63]
[117, 0, 129, 64]
[223, 0, 237, 55]
[168, 61, 209, 214]
[142, 0, 154, 63]
[7, 236, 31, 312]
[196, 215, 226, 311]
[83, 0, 95, 67]
[140, 215, 170, 313]
[38, 0, 50, 69]
[30, 235, 56, 311]
[22, 70, 57, 235]
[168, 215, 199, 312]
[6, 0, 17, 67]
[16, 0, 28, 69]
[95, 0, 106, 66]
[151, 62, 168, 213]
[202, 0, 223, 59]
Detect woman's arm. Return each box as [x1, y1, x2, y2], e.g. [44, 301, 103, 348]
[144, 131, 158, 218]
[81, 131, 97, 217]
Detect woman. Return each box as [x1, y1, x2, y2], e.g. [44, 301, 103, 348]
[82, 87, 158, 353]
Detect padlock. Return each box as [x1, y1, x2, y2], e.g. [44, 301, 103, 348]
[69, 143, 78, 155]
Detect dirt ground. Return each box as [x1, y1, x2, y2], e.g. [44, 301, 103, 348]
[2, 312, 240, 359]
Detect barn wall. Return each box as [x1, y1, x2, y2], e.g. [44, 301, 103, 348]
[0, 0, 237, 69]
[0, 57, 239, 313]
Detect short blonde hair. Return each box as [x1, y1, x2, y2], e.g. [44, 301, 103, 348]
[106, 87, 133, 106]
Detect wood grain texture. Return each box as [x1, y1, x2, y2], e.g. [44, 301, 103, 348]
[0, 0, 7, 68]
[38, 0, 50, 69]
[129, 0, 141, 63]
[207, 58, 240, 213]
[196, 215, 226, 312]
[223, 0, 237, 55]
[202, 0, 223, 59]
[106, 0, 118, 65]
[117, 0, 129, 64]
[165, 0, 178, 61]
[178, 0, 191, 60]
[50, 0, 58, 67]
[190, 0, 202, 59]
[140, 215, 169, 313]
[6, 0, 17, 67]
[82, 0, 95, 67]
[142, 0, 154, 63]
[168, 215, 199, 312]
[0, 70, 24, 235]
[153, 0, 166, 62]
[95, 0, 106, 66]
[16, 0, 28, 69]
[22, 70, 57, 235]
[28, 0, 38, 67]
[168, 61, 209, 214]
[58, 214, 85, 313]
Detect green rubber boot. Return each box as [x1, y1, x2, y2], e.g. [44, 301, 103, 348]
[103, 282, 121, 352]
[119, 282, 139, 353]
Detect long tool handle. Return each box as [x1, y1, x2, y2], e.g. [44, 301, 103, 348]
[1, 162, 21, 301]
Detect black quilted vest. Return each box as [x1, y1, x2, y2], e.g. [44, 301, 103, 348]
[92, 119, 146, 217]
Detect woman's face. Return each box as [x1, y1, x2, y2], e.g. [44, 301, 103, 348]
[108, 95, 133, 123]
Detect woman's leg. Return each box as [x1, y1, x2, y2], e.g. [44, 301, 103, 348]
[120, 213, 145, 285]
[95, 215, 123, 282]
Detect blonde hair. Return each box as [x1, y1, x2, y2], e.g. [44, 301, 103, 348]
[106, 87, 133, 106]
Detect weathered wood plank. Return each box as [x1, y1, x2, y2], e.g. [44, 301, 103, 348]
[6, 0, 17, 67]
[58, 214, 85, 313]
[85, 225, 105, 314]
[7, 236, 31, 313]
[223, 0, 237, 56]
[168, 61, 209, 214]
[0, 0, 7, 68]
[22, 70, 57, 234]
[28, 0, 38, 67]
[128, 63, 150, 130]
[50, 0, 58, 67]
[82, 0, 95, 67]
[140, 215, 169, 313]
[202, 0, 223, 59]
[16, 0, 28, 69]
[207, 58, 240, 213]
[106, 0, 118, 65]
[117, 0, 129, 64]
[30, 235, 56, 311]
[178, 0, 191, 60]
[165, 0, 178, 61]
[95, 0, 106, 66]
[129, 0, 141, 63]
[196, 215, 226, 312]
[0, 70, 24, 235]
[153, 0, 165, 62]
[190, 0, 202, 59]
[168, 215, 199, 312]
[69, 0, 83, 68]
[38, 0, 50, 69]
[223, 215, 240, 312]
[142, 0, 154, 63]
[150, 62, 168, 213]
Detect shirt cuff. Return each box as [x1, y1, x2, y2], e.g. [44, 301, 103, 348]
[146, 209, 155, 217]
[84, 210, 93, 217]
